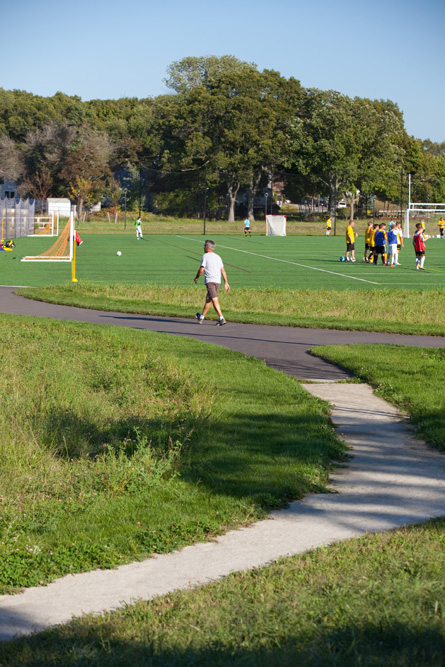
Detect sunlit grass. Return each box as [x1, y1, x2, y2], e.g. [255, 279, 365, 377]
[18, 283, 445, 335]
[2, 518, 444, 665]
[0, 313, 344, 592]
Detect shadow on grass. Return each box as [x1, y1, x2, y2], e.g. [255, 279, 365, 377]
[178, 409, 341, 506]
[40, 407, 200, 460]
[1, 619, 444, 665]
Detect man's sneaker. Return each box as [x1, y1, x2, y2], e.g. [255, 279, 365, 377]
[351, 258, 356, 262]
[216, 317, 226, 326]
[419, 266, 425, 270]
[195, 313, 203, 323]
[390, 264, 395, 267]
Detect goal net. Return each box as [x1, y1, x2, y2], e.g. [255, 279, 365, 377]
[266, 214, 287, 236]
[404, 204, 445, 238]
[22, 214, 74, 262]
[27, 213, 59, 237]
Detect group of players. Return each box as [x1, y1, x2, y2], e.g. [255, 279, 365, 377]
[338, 218, 444, 271]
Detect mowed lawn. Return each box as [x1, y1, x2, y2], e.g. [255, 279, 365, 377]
[3, 232, 445, 290]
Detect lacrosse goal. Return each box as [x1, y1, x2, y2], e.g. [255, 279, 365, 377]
[266, 214, 287, 236]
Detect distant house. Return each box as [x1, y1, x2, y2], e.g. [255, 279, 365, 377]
[47, 198, 71, 217]
[0, 180, 18, 199]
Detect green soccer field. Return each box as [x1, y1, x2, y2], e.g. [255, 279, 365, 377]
[2, 233, 445, 291]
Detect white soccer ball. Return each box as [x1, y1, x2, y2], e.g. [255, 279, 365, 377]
[116, 251, 122, 256]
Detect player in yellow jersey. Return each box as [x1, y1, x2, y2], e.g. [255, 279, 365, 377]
[326, 217, 332, 236]
[345, 220, 357, 262]
[438, 217, 445, 237]
[363, 221, 373, 262]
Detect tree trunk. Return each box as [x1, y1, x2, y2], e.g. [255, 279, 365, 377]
[227, 179, 241, 222]
[247, 171, 262, 221]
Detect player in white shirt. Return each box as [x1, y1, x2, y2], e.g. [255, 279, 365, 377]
[194, 240, 230, 325]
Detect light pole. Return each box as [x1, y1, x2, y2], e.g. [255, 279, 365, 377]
[138, 167, 143, 217]
[123, 188, 128, 230]
[203, 164, 207, 236]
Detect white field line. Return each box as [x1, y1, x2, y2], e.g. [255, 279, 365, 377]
[177, 236, 381, 286]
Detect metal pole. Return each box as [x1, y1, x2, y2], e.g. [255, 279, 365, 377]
[264, 193, 268, 219]
[138, 167, 142, 217]
[203, 165, 207, 236]
[333, 170, 337, 237]
[400, 167, 403, 224]
[123, 189, 127, 230]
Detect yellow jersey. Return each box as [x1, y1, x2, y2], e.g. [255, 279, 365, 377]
[346, 225, 355, 243]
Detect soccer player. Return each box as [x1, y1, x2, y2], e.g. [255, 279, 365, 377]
[387, 221, 398, 266]
[194, 239, 230, 325]
[326, 217, 332, 236]
[134, 216, 144, 240]
[345, 220, 357, 262]
[363, 221, 373, 262]
[373, 223, 387, 265]
[413, 222, 429, 270]
[244, 218, 252, 236]
[438, 217, 445, 237]
[395, 221, 404, 264]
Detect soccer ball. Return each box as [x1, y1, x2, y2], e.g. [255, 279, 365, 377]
[116, 251, 122, 256]
[339, 256, 345, 262]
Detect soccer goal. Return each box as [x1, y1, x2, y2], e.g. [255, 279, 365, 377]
[266, 214, 287, 236]
[27, 212, 59, 237]
[22, 213, 74, 262]
[404, 204, 445, 238]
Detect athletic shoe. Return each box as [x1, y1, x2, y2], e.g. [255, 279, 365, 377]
[195, 313, 203, 323]
[390, 264, 395, 267]
[419, 267, 425, 270]
[416, 265, 419, 270]
[351, 258, 356, 262]
[216, 317, 226, 326]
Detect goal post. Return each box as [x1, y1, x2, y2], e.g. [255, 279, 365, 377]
[22, 213, 74, 262]
[265, 214, 287, 236]
[404, 204, 445, 238]
[27, 212, 59, 237]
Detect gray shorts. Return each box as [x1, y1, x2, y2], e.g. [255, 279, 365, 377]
[206, 282, 220, 300]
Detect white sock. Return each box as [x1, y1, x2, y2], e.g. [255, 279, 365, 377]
[420, 256, 425, 268]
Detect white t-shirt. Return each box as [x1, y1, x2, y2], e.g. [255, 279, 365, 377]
[200, 252, 223, 284]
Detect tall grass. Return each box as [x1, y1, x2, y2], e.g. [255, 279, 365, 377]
[18, 283, 445, 335]
[0, 313, 345, 592]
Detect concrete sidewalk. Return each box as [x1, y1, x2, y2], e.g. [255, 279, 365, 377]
[1, 383, 444, 641]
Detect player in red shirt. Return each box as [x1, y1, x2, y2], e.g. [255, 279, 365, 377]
[413, 222, 430, 270]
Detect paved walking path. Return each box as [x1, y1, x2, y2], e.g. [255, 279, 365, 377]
[2, 286, 445, 381]
[0, 289, 445, 641]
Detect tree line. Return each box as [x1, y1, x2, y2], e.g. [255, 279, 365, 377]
[0, 55, 444, 220]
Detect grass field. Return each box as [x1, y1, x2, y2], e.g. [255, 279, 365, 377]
[1, 518, 444, 666]
[0, 314, 344, 594]
[3, 231, 445, 291]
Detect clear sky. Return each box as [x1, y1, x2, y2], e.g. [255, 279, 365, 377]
[2, 0, 444, 141]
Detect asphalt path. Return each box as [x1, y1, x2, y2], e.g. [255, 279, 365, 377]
[1, 286, 445, 380]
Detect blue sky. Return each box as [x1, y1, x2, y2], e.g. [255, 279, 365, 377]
[2, 0, 444, 141]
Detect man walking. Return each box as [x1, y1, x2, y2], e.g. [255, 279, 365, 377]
[194, 240, 230, 325]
